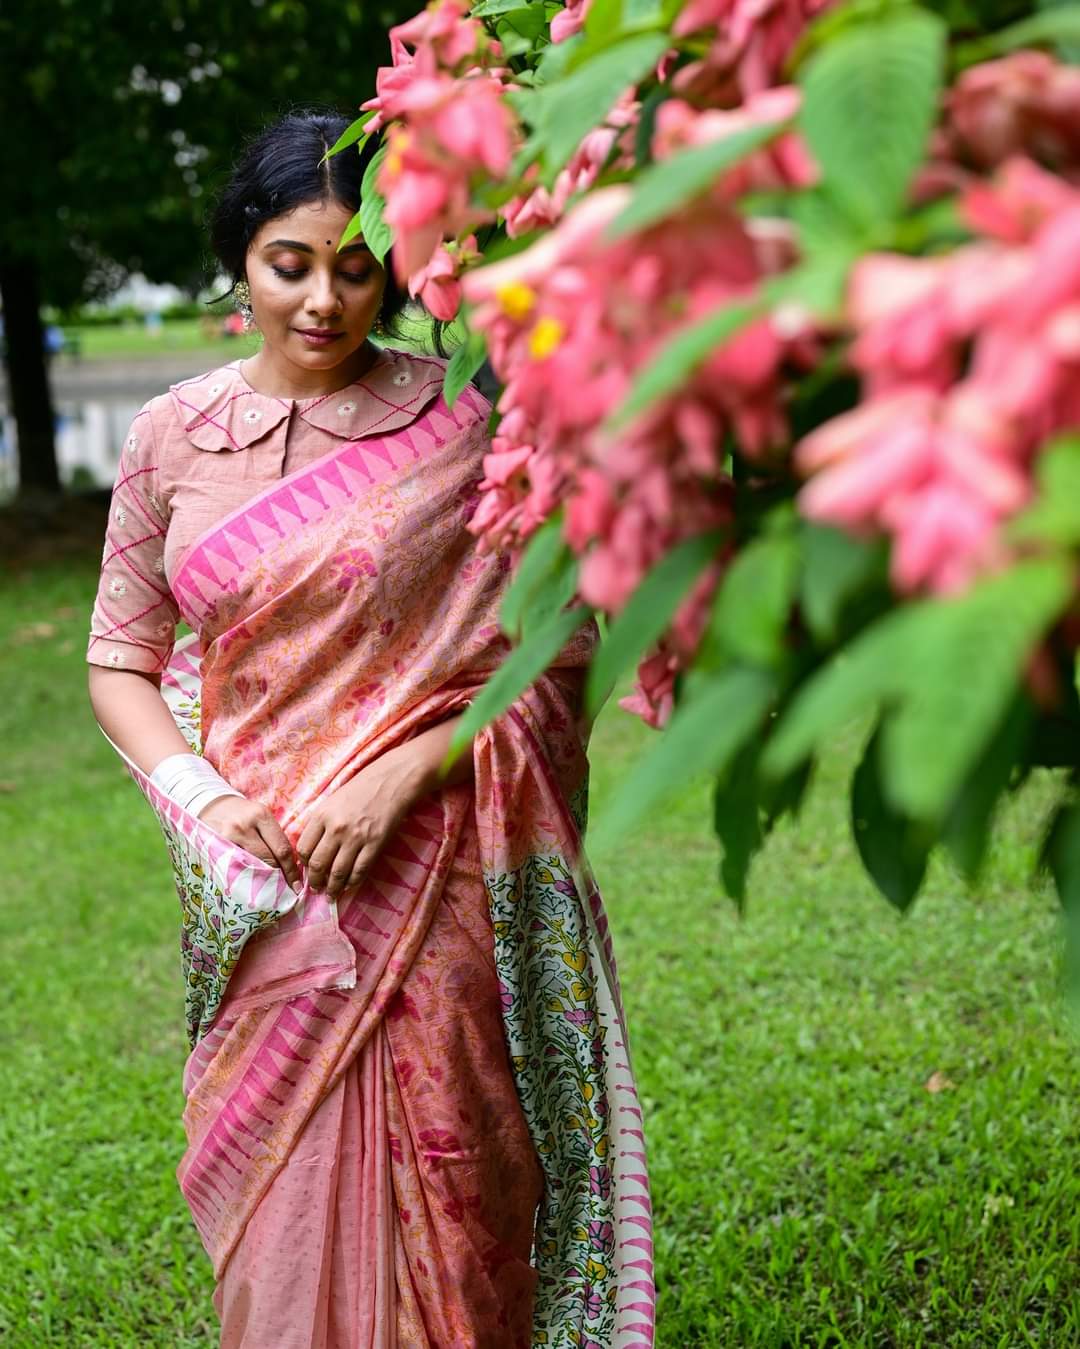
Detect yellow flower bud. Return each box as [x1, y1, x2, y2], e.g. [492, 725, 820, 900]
[497, 282, 537, 321]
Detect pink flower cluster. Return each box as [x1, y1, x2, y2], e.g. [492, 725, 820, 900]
[463, 144, 805, 721]
[944, 50, 1080, 175]
[361, 0, 515, 292]
[502, 94, 640, 238]
[672, 0, 835, 99]
[797, 157, 1080, 594]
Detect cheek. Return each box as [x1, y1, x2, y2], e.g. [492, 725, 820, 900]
[348, 279, 385, 315]
[251, 280, 295, 320]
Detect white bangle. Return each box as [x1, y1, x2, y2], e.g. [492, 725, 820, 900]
[149, 752, 243, 819]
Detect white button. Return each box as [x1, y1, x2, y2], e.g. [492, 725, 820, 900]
[337, 400, 357, 416]
[106, 649, 127, 667]
[393, 370, 412, 387]
[242, 408, 263, 424]
[109, 576, 127, 597]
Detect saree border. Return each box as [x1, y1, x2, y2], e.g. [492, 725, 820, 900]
[170, 382, 489, 628]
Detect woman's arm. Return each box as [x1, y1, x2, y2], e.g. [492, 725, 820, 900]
[88, 666, 303, 889]
[87, 666, 194, 774]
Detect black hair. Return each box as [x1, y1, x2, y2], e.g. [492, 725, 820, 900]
[205, 105, 413, 339]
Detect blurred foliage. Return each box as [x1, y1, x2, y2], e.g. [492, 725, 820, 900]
[0, 0, 417, 306]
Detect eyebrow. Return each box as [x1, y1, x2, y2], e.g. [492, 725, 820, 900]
[262, 238, 372, 255]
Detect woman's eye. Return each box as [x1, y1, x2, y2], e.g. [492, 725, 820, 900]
[271, 266, 372, 284]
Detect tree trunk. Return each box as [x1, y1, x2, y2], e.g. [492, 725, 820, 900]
[0, 255, 60, 498]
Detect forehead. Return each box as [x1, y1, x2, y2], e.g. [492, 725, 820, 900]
[251, 198, 357, 248]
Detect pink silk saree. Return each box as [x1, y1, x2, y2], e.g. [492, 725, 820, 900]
[106, 382, 655, 1348]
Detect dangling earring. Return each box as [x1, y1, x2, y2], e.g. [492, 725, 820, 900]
[371, 309, 386, 337]
[234, 279, 256, 332]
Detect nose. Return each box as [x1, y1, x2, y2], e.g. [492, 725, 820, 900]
[305, 268, 343, 319]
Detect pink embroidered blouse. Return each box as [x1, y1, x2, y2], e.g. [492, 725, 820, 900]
[86, 348, 477, 675]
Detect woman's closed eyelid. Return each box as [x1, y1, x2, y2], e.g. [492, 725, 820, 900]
[271, 265, 372, 282]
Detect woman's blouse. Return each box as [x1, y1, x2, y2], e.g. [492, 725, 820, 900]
[86, 348, 465, 676]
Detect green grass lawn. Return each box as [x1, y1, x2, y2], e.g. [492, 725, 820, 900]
[56, 317, 258, 362]
[2, 550, 1079, 1347]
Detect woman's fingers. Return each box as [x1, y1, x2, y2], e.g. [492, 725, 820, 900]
[346, 844, 380, 893]
[305, 830, 364, 898]
[295, 819, 323, 867]
[325, 835, 365, 899]
[255, 813, 303, 893]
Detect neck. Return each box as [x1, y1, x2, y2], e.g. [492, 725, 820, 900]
[240, 340, 381, 400]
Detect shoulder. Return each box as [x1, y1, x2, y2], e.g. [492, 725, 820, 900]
[372, 347, 493, 447]
[121, 362, 242, 461]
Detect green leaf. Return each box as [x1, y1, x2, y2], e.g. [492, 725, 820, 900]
[532, 31, 670, 173]
[534, 31, 582, 83]
[499, 514, 581, 641]
[766, 558, 1072, 824]
[606, 118, 790, 239]
[603, 299, 760, 431]
[1009, 436, 1080, 546]
[957, 3, 1080, 62]
[582, 0, 624, 44]
[788, 188, 864, 256]
[851, 725, 931, 912]
[711, 529, 799, 669]
[799, 522, 886, 645]
[941, 693, 1032, 880]
[589, 665, 776, 851]
[763, 248, 856, 321]
[799, 8, 946, 229]
[323, 111, 374, 161]
[712, 740, 763, 907]
[443, 606, 592, 768]
[881, 558, 1072, 823]
[584, 528, 726, 718]
[358, 144, 392, 265]
[444, 329, 488, 409]
[762, 602, 923, 783]
[1041, 796, 1080, 1010]
[500, 518, 563, 639]
[761, 756, 813, 833]
[472, 0, 541, 15]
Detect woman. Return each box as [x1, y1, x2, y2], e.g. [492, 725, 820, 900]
[86, 108, 653, 1349]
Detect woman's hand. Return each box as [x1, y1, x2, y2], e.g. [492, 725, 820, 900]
[297, 712, 475, 900]
[297, 751, 424, 899]
[198, 794, 303, 893]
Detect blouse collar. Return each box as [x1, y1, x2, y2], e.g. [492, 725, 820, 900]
[169, 348, 447, 452]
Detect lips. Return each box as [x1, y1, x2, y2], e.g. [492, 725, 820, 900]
[296, 328, 345, 346]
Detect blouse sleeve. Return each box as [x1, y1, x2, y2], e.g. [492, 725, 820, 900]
[86, 399, 180, 674]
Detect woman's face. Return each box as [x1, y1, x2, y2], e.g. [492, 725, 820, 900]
[244, 197, 386, 372]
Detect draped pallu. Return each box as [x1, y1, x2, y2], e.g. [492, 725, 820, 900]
[112, 383, 655, 1348]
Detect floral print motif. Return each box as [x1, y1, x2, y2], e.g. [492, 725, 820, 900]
[484, 846, 619, 1348]
[165, 822, 287, 1043]
[328, 546, 378, 591]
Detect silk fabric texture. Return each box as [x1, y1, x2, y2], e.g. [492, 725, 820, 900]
[89, 354, 655, 1348]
